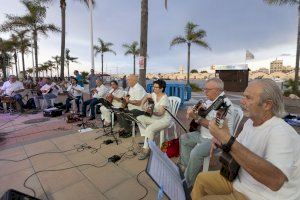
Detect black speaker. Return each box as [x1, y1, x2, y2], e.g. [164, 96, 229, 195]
[0, 189, 41, 200]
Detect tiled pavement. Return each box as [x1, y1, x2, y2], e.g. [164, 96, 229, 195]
[0, 91, 300, 200]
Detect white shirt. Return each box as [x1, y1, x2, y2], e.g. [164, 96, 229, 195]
[1, 81, 24, 96]
[108, 88, 124, 107]
[200, 92, 235, 139]
[67, 84, 84, 97]
[41, 83, 59, 96]
[233, 117, 300, 200]
[127, 83, 147, 111]
[92, 84, 108, 99]
[150, 93, 171, 122]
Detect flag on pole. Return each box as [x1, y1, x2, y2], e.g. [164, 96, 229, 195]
[246, 50, 254, 60]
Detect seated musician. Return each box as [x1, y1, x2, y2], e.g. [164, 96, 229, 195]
[35, 77, 60, 109]
[118, 74, 147, 138]
[81, 79, 108, 120]
[192, 79, 300, 200]
[65, 77, 84, 113]
[136, 79, 171, 160]
[100, 80, 124, 126]
[0, 75, 26, 112]
[181, 78, 235, 188]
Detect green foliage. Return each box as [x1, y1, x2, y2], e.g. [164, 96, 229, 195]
[81, 71, 89, 84]
[284, 79, 300, 96]
[190, 83, 202, 92]
[191, 69, 198, 73]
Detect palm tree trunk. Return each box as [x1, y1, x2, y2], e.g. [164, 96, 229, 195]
[139, 0, 148, 89]
[133, 54, 136, 75]
[33, 30, 38, 79]
[60, 0, 66, 79]
[101, 53, 104, 80]
[14, 51, 18, 79]
[187, 43, 191, 85]
[88, 0, 94, 70]
[21, 52, 25, 76]
[56, 64, 59, 77]
[67, 62, 70, 79]
[50, 69, 52, 78]
[295, 4, 300, 93]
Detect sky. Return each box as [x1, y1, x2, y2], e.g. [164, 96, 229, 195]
[0, 0, 298, 75]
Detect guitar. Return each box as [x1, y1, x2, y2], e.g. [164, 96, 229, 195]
[144, 98, 155, 117]
[106, 89, 116, 103]
[214, 103, 240, 182]
[120, 95, 130, 109]
[189, 96, 226, 132]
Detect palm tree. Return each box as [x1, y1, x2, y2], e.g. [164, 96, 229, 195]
[170, 22, 210, 85]
[45, 60, 55, 78]
[0, 0, 60, 80]
[264, 0, 300, 93]
[123, 41, 140, 75]
[11, 30, 31, 77]
[65, 48, 78, 79]
[0, 38, 14, 79]
[52, 55, 61, 76]
[139, 0, 168, 88]
[39, 0, 95, 78]
[26, 67, 34, 76]
[94, 38, 116, 79]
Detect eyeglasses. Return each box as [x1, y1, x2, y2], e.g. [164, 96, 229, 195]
[203, 88, 217, 91]
[153, 86, 161, 89]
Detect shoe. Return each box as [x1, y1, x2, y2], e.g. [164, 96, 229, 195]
[138, 149, 150, 160]
[88, 117, 95, 120]
[119, 132, 132, 138]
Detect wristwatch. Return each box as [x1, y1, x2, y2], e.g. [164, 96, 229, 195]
[221, 136, 235, 153]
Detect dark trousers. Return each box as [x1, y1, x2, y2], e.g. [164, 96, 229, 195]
[66, 96, 81, 112]
[118, 109, 145, 133]
[82, 98, 101, 117]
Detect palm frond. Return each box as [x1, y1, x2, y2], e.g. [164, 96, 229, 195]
[264, 0, 299, 6]
[170, 36, 186, 47]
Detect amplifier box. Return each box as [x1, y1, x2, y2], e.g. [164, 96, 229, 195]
[43, 107, 63, 117]
[0, 189, 41, 200]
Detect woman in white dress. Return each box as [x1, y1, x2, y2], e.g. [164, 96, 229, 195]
[137, 79, 171, 160]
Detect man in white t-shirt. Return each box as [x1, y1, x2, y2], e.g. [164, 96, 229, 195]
[81, 79, 108, 120]
[180, 78, 235, 187]
[0, 75, 26, 111]
[118, 74, 147, 137]
[192, 79, 300, 200]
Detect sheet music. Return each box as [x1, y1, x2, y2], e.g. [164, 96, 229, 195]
[147, 141, 186, 200]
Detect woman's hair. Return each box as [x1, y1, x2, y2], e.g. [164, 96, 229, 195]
[153, 79, 166, 92]
[71, 77, 78, 84]
[110, 80, 118, 85]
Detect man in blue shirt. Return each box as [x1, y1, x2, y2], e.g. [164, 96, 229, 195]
[74, 70, 83, 87]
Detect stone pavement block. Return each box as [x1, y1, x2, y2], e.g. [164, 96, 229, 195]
[24, 140, 59, 155]
[104, 178, 165, 200]
[82, 162, 131, 193]
[118, 156, 147, 176]
[29, 152, 69, 172]
[50, 134, 82, 151]
[0, 167, 43, 198]
[49, 179, 107, 200]
[37, 162, 85, 195]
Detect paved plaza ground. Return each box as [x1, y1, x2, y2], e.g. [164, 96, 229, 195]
[0, 91, 299, 200]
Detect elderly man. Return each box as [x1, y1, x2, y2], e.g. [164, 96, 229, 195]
[0, 75, 26, 111]
[180, 78, 235, 188]
[35, 77, 60, 109]
[81, 79, 108, 120]
[192, 79, 300, 200]
[118, 74, 146, 138]
[65, 77, 84, 113]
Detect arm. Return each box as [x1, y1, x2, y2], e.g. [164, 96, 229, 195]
[140, 93, 152, 108]
[209, 120, 288, 191]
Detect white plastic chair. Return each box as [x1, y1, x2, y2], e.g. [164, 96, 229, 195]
[202, 105, 243, 172]
[159, 96, 181, 147]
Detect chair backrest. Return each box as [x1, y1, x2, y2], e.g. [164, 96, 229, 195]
[168, 96, 181, 116]
[232, 105, 243, 136]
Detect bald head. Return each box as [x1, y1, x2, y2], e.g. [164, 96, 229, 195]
[127, 74, 138, 87]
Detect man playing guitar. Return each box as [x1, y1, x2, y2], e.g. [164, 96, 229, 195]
[0, 75, 26, 112]
[180, 78, 235, 188]
[65, 77, 84, 113]
[192, 79, 300, 200]
[35, 77, 60, 109]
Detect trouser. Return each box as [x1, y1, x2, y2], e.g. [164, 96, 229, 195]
[191, 171, 248, 200]
[82, 98, 101, 117]
[13, 94, 25, 109]
[180, 131, 211, 187]
[136, 115, 170, 149]
[100, 106, 112, 124]
[35, 93, 57, 108]
[66, 96, 81, 112]
[118, 109, 145, 133]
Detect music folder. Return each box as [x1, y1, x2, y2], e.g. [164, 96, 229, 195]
[146, 141, 190, 200]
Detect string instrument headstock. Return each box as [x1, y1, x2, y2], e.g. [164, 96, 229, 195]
[215, 102, 230, 128]
[145, 98, 155, 117]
